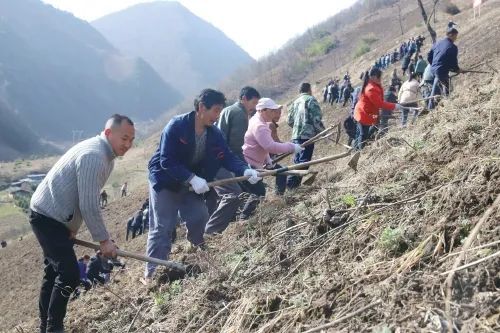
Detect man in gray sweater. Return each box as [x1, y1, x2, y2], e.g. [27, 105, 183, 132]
[29, 114, 135, 333]
[205, 86, 260, 234]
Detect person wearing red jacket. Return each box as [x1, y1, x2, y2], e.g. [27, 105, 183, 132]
[354, 67, 404, 150]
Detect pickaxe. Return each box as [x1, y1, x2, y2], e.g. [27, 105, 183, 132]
[205, 150, 359, 189]
[271, 124, 339, 164]
[74, 238, 186, 273]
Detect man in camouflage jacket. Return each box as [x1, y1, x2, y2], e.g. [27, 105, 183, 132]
[286, 82, 325, 188]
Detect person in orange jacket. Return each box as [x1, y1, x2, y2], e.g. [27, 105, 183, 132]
[354, 67, 404, 150]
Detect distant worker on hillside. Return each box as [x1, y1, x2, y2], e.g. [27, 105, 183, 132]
[144, 89, 260, 284]
[205, 86, 261, 234]
[391, 69, 402, 91]
[1, 240, 6, 248]
[401, 52, 412, 76]
[126, 208, 144, 240]
[29, 114, 134, 333]
[287, 83, 325, 188]
[86, 250, 111, 285]
[120, 182, 128, 197]
[77, 255, 91, 291]
[100, 189, 108, 208]
[415, 55, 428, 80]
[427, 22, 460, 109]
[342, 83, 353, 107]
[398, 72, 420, 126]
[322, 84, 329, 103]
[420, 63, 435, 99]
[379, 85, 398, 136]
[329, 81, 339, 105]
[354, 67, 404, 150]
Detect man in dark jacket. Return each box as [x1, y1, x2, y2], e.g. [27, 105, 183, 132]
[145, 89, 261, 281]
[87, 251, 111, 285]
[126, 209, 144, 240]
[342, 84, 353, 107]
[427, 23, 460, 109]
[401, 53, 412, 76]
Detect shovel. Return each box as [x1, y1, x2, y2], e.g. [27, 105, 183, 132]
[74, 238, 186, 273]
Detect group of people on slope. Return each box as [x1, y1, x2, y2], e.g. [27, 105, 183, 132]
[144, 84, 324, 281]
[322, 72, 353, 107]
[27, 21, 459, 333]
[347, 23, 460, 150]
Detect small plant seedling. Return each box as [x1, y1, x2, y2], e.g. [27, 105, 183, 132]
[341, 194, 357, 207]
[378, 226, 408, 255]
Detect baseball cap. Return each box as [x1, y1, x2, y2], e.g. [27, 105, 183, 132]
[256, 98, 282, 111]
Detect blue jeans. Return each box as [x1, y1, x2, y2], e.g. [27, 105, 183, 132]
[355, 122, 377, 150]
[286, 139, 315, 189]
[379, 110, 391, 136]
[145, 181, 208, 277]
[428, 75, 449, 109]
[401, 102, 418, 126]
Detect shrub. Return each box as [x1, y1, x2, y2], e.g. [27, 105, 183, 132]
[341, 194, 357, 207]
[378, 226, 408, 255]
[354, 40, 371, 58]
[361, 36, 378, 45]
[13, 195, 31, 213]
[306, 37, 338, 57]
[443, 2, 460, 15]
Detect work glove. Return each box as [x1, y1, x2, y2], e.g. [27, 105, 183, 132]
[189, 175, 210, 194]
[244, 168, 262, 185]
[293, 143, 305, 154]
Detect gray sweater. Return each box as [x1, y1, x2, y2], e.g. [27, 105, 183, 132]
[217, 101, 248, 159]
[30, 134, 115, 241]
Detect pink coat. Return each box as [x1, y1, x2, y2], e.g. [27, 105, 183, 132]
[242, 113, 295, 168]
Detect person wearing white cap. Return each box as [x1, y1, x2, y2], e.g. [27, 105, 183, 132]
[241, 98, 303, 205]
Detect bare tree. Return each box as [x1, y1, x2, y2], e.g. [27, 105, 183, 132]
[428, 0, 440, 24]
[395, 0, 404, 35]
[417, 0, 437, 43]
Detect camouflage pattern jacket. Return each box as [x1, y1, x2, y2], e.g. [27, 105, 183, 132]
[287, 93, 325, 140]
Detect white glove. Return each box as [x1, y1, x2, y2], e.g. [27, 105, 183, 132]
[244, 169, 262, 185]
[293, 143, 304, 154]
[189, 175, 210, 194]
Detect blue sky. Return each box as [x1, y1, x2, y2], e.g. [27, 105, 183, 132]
[42, 0, 357, 59]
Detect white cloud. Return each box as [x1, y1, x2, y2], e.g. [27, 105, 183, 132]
[42, 0, 357, 59]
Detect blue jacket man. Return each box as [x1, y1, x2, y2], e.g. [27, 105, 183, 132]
[148, 111, 249, 192]
[427, 23, 460, 109]
[144, 89, 260, 282]
[427, 38, 459, 79]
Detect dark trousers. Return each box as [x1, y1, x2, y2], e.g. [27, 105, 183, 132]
[239, 180, 265, 219]
[287, 139, 315, 189]
[30, 211, 80, 333]
[87, 273, 106, 285]
[356, 122, 377, 150]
